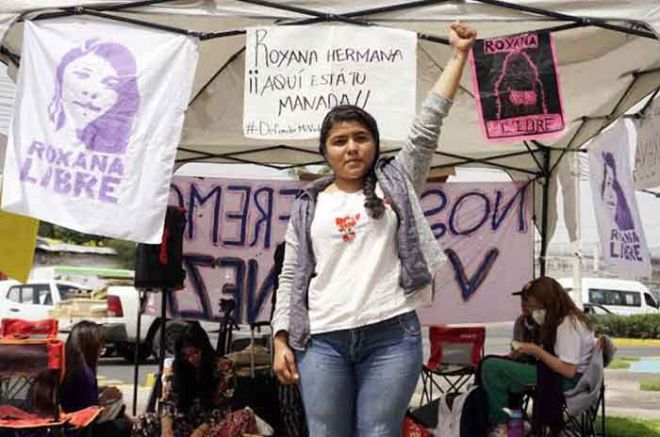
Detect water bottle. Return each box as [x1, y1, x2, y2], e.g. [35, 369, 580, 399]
[507, 409, 524, 437]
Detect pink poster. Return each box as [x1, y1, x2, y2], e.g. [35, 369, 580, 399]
[469, 31, 566, 143]
[159, 177, 532, 325]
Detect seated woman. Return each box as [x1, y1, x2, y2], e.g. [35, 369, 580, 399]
[60, 321, 129, 435]
[481, 277, 595, 437]
[509, 285, 539, 364]
[133, 323, 257, 437]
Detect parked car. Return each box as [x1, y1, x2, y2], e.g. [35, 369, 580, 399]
[0, 280, 259, 363]
[104, 285, 217, 363]
[582, 302, 613, 316]
[559, 277, 659, 316]
[0, 280, 128, 344]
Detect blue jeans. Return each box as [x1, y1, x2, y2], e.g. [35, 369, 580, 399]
[295, 311, 423, 437]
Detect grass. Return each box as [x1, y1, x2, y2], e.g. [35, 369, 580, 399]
[640, 379, 660, 392]
[608, 356, 642, 369]
[598, 416, 660, 437]
[619, 356, 641, 362]
[609, 358, 632, 369]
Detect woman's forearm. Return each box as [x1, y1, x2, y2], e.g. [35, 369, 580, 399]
[161, 414, 174, 435]
[190, 423, 210, 437]
[536, 348, 578, 378]
[431, 50, 469, 101]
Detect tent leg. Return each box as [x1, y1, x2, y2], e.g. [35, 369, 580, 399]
[540, 146, 551, 276]
[132, 290, 144, 416]
[159, 289, 168, 376]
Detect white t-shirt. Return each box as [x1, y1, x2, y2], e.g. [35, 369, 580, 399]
[307, 187, 431, 334]
[554, 316, 595, 374]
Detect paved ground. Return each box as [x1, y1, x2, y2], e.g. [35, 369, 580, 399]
[604, 370, 660, 420]
[99, 322, 660, 420]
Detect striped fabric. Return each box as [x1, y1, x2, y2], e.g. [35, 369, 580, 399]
[277, 383, 308, 437]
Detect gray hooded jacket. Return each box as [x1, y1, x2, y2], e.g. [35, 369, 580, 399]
[272, 92, 452, 350]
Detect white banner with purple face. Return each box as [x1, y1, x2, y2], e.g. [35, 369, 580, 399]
[1, 19, 198, 243]
[589, 120, 652, 278]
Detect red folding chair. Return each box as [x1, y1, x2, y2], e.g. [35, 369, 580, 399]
[402, 412, 434, 437]
[0, 319, 64, 430]
[0, 319, 102, 432]
[420, 326, 485, 405]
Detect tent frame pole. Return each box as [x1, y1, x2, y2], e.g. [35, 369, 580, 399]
[21, 0, 659, 42]
[471, 0, 657, 39]
[539, 145, 551, 276]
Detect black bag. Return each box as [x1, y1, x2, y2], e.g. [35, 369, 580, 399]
[458, 386, 489, 437]
[134, 206, 186, 290]
[409, 387, 488, 437]
[232, 371, 283, 434]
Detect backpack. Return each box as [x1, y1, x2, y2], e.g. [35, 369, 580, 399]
[134, 206, 186, 290]
[435, 386, 489, 437]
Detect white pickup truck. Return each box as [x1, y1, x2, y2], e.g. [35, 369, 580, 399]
[0, 279, 127, 343]
[0, 279, 196, 362]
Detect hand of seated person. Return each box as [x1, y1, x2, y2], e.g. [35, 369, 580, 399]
[190, 422, 210, 437]
[516, 342, 542, 358]
[508, 349, 521, 360]
[98, 386, 122, 405]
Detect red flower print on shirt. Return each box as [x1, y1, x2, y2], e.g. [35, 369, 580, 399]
[335, 213, 361, 242]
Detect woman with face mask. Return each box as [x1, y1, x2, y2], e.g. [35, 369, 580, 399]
[481, 277, 595, 437]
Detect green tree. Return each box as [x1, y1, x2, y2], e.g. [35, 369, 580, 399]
[37, 222, 135, 269]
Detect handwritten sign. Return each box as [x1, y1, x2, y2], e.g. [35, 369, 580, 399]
[634, 97, 660, 190]
[1, 19, 198, 243]
[469, 31, 566, 142]
[158, 177, 531, 325]
[589, 120, 651, 278]
[243, 25, 417, 140]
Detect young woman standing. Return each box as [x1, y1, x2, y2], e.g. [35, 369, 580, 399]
[272, 22, 477, 436]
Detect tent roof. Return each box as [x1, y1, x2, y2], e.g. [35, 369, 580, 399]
[1, 0, 659, 175]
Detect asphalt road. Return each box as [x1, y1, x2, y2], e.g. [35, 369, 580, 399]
[98, 322, 660, 386]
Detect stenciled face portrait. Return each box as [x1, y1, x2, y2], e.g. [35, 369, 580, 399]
[602, 164, 618, 215]
[61, 52, 120, 130]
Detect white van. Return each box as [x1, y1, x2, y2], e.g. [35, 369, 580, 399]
[558, 277, 659, 316]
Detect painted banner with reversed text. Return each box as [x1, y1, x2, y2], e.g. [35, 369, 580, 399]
[153, 177, 532, 325]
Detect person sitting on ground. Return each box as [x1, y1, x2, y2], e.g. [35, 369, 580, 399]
[60, 320, 129, 436]
[132, 323, 258, 437]
[481, 277, 596, 437]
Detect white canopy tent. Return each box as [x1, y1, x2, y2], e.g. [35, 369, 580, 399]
[1, 0, 659, 270]
[1, 2, 659, 412]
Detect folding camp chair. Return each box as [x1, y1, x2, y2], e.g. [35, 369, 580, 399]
[0, 319, 64, 431]
[420, 326, 485, 405]
[0, 319, 101, 435]
[563, 381, 606, 437]
[521, 339, 610, 437]
[520, 380, 606, 437]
